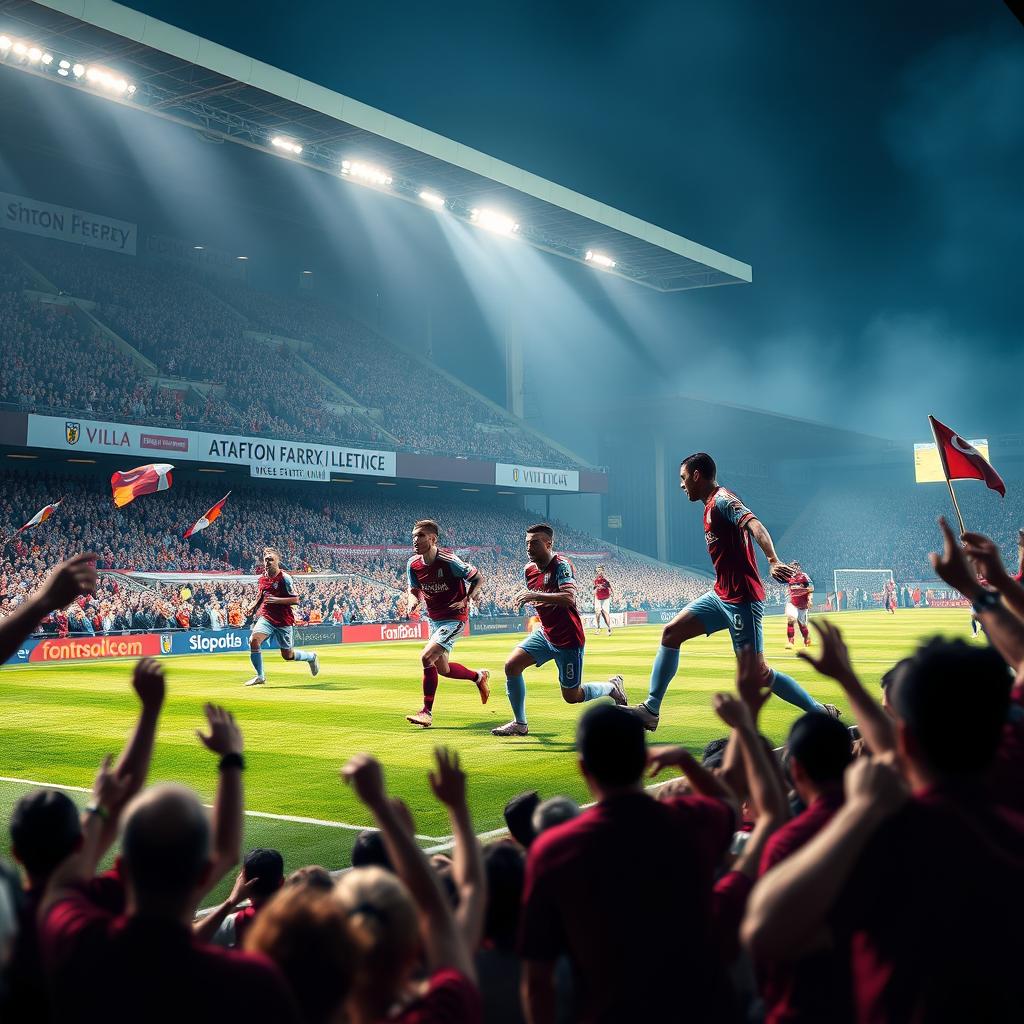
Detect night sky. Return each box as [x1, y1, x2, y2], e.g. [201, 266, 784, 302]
[115, 0, 1023, 442]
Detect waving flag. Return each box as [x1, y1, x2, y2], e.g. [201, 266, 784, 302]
[111, 464, 174, 507]
[18, 499, 62, 533]
[928, 416, 1005, 496]
[184, 492, 231, 539]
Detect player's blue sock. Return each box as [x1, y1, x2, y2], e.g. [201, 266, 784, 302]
[769, 669, 822, 714]
[505, 673, 527, 724]
[581, 682, 615, 701]
[250, 648, 265, 678]
[291, 649, 314, 663]
[644, 645, 680, 714]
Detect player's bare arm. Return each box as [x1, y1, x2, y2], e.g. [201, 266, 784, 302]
[450, 570, 485, 611]
[744, 518, 796, 582]
[263, 594, 299, 606]
[515, 588, 575, 609]
[406, 589, 421, 616]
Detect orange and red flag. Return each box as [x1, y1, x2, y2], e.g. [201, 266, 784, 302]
[110, 464, 174, 507]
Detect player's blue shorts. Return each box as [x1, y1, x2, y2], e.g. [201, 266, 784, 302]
[426, 618, 465, 654]
[251, 616, 294, 651]
[518, 628, 584, 688]
[686, 591, 764, 653]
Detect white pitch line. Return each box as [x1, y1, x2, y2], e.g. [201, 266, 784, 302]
[0, 775, 446, 842]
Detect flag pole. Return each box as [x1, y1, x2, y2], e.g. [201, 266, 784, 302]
[928, 414, 967, 535]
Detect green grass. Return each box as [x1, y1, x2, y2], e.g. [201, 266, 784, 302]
[0, 611, 973, 901]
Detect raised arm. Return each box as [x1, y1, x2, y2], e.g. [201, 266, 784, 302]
[960, 529, 1024, 625]
[647, 744, 740, 819]
[343, 753, 475, 981]
[428, 747, 487, 949]
[0, 554, 97, 667]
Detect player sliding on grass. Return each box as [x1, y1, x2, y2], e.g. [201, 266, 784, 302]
[631, 453, 839, 731]
[243, 546, 320, 686]
[492, 523, 626, 737]
[405, 519, 490, 728]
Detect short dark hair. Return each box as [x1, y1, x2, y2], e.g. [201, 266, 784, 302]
[351, 830, 392, 871]
[10, 790, 82, 879]
[244, 848, 285, 898]
[701, 737, 730, 769]
[122, 786, 210, 899]
[681, 452, 716, 479]
[577, 704, 646, 788]
[787, 713, 853, 784]
[482, 841, 525, 949]
[413, 519, 439, 536]
[526, 523, 554, 539]
[503, 791, 540, 848]
[891, 638, 1011, 775]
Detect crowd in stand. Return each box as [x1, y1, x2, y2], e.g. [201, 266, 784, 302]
[0, 473, 707, 632]
[0, 235, 576, 466]
[2, 515, 1023, 1022]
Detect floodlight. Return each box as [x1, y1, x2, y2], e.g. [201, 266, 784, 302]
[470, 208, 519, 236]
[340, 160, 393, 186]
[271, 136, 303, 155]
[0, 36, 10, 51]
[13, 42, 27, 56]
[58, 58, 70, 68]
[585, 250, 616, 269]
[27, 47, 41, 62]
[419, 190, 445, 208]
[41, 53, 53, 65]
[72, 63, 84, 77]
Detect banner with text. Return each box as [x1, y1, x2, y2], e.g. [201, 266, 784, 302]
[2, 192, 137, 254]
[26, 415, 395, 480]
[495, 463, 580, 492]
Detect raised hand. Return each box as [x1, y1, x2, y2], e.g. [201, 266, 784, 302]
[38, 553, 98, 612]
[341, 752, 387, 811]
[227, 868, 262, 906]
[797, 620, 857, 686]
[647, 745, 700, 778]
[713, 691, 755, 732]
[132, 658, 166, 710]
[768, 559, 797, 583]
[961, 531, 1009, 586]
[428, 747, 467, 809]
[735, 646, 771, 713]
[91, 753, 133, 813]
[195, 704, 243, 756]
[844, 752, 909, 814]
[929, 517, 983, 598]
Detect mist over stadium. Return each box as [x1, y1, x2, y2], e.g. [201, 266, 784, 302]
[1, 2, 1023, 1023]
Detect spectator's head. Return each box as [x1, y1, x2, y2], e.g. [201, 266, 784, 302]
[351, 830, 392, 871]
[701, 737, 730, 770]
[890, 638, 1010, 783]
[243, 848, 285, 905]
[121, 784, 210, 912]
[577, 704, 647, 796]
[482, 841, 525, 951]
[263, 547, 281, 575]
[879, 658, 909, 716]
[531, 796, 580, 836]
[285, 866, 335, 892]
[786, 712, 854, 802]
[680, 452, 717, 502]
[10, 790, 82, 884]
[526, 523, 554, 565]
[335, 866, 420, 1017]
[503, 791, 540, 848]
[245, 885, 358, 1024]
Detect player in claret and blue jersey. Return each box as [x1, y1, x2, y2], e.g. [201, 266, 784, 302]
[631, 453, 839, 731]
[404, 519, 491, 728]
[492, 524, 626, 737]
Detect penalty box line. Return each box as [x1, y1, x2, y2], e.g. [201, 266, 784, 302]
[0, 775, 448, 843]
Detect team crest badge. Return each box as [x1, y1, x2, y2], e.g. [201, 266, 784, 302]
[65, 421, 80, 445]
[160, 634, 172, 654]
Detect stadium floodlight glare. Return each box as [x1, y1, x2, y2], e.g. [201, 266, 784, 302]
[418, 190, 445, 208]
[72, 63, 84, 77]
[27, 47, 41, 62]
[0, 36, 11, 51]
[585, 250, 616, 269]
[42, 53, 53, 65]
[271, 135, 303, 155]
[236, 255, 249, 260]
[193, 245, 204, 250]
[13, 41, 27, 56]
[83, 65, 133, 94]
[340, 159, 393, 186]
[470, 208, 519, 236]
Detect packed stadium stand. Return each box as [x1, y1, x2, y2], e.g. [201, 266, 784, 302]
[0, 235, 579, 467]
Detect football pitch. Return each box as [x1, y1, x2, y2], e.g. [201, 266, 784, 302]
[0, 611, 972, 903]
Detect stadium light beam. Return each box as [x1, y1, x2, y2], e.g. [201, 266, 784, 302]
[585, 250, 616, 269]
[418, 190, 445, 208]
[341, 159, 393, 186]
[271, 135, 303, 155]
[470, 208, 519, 236]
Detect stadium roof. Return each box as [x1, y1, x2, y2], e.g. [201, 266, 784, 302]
[1, 0, 752, 293]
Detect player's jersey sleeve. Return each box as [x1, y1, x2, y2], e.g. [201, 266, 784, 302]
[555, 558, 577, 599]
[406, 557, 420, 593]
[444, 552, 479, 582]
[280, 572, 297, 597]
[713, 491, 755, 530]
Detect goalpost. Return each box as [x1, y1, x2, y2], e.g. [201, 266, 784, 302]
[832, 569, 894, 609]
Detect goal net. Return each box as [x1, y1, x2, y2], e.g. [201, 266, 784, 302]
[832, 569, 894, 609]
